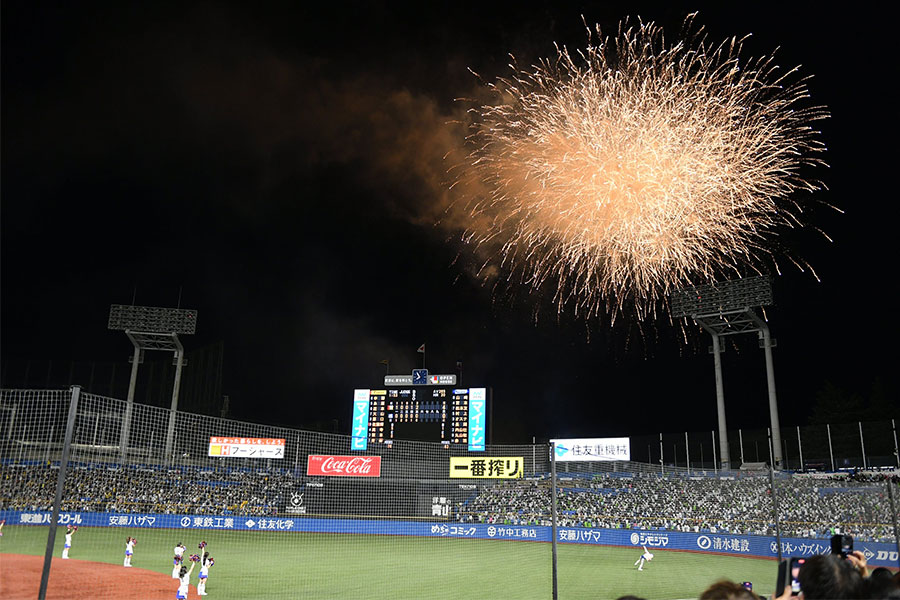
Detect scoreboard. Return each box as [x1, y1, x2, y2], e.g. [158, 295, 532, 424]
[351, 387, 488, 451]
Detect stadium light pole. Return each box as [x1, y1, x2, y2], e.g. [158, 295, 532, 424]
[670, 276, 783, 469]
[108, 304, 197, 463]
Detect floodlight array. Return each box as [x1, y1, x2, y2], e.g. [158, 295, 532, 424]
[108, 305, 197, 334]
[669, 276, 772, 318]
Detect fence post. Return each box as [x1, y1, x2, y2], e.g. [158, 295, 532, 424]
[712, 430, 718, 474]
[685, 431, 691, 474]
[550, 442, 558, 600]
[659, 433, 664, 475]
[860, 422, 867, 470]
[893, 420, 900, 468]
[39, 386, 80, 600]
[827, 424, 835, 472]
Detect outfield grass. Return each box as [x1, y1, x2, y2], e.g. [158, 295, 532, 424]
[0, 525, 779, 599]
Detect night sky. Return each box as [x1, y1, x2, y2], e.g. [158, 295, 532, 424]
[2, 1, 896, 446]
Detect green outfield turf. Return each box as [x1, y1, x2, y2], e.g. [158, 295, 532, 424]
[0, 525, 780, 599]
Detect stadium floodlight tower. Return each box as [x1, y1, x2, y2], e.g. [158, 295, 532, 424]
[108, 304, 197, 464]
[670, 276, 782, 469]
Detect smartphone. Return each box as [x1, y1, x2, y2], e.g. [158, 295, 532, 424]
[776, 557, 805, 596]
[789, 557, 805, 594]
[831, 534, 853, 558]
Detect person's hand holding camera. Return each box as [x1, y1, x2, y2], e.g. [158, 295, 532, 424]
[846, 549, 869, 578]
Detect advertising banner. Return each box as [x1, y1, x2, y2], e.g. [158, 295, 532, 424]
[550, 437, 630, 461]
[468, 388, 486, 451]
[307, 454, 382, 477]
[3, 510, 897, 568]
[208, 437, 285, 459]
[449, 456, 523, 478]
[351, 389, 370, 451]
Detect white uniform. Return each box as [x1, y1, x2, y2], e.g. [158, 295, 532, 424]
[62, 531, 73, 559]
[124, 539, 135, 566]
[176, 572, 190, 600]
[172, 545, 186, 578]
[634, 545, 654, 570]
[197, 557, 212, 595]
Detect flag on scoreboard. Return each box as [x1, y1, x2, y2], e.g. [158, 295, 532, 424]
[417, 344, 425, 353]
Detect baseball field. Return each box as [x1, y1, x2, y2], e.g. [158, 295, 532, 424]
[0, 525, 780, 599]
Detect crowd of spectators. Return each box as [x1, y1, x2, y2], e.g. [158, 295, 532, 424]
[454, 472, 898, 542]
[1, 461, 896, 544]
[0, 463, 295, 516]
[687, 552, 900, 599]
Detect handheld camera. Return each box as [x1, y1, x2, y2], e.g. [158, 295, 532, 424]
[831, 534, 853, 558]
[776, 557, 806, 596]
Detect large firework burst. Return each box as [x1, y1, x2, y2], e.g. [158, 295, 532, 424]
[460, 16, 828, 321]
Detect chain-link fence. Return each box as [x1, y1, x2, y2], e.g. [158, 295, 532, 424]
[631, 419, 900, 472]
[1, 388, 898, 599]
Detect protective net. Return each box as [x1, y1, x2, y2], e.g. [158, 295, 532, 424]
[1, 387, 897, 599]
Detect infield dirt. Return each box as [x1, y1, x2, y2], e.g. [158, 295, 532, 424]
[0, 554, 194, 599]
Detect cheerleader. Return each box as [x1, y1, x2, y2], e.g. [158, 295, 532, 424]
[62, 525, 77, 559]
[123, 536, 136, 567]
[197, 552, 214, 596]
[172, 543, 186, 578]
[175, 560, 196, 600]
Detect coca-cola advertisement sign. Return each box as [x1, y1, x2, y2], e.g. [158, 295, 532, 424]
[307, 455, 382, 477]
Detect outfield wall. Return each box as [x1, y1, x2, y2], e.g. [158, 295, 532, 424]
[4, 509, 898, 568]
[2, 385, 899, 594]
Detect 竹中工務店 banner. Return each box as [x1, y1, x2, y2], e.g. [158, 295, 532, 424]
[450, 456, 523, 478]
[208, 437, 285, 459]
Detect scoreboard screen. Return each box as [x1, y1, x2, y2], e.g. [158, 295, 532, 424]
[351, 387, 487, 451]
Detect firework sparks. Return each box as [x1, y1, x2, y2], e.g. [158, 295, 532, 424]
[460, 16, 828, 321]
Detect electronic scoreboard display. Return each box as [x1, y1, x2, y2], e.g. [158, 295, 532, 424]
[351, 387, 487, 450]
